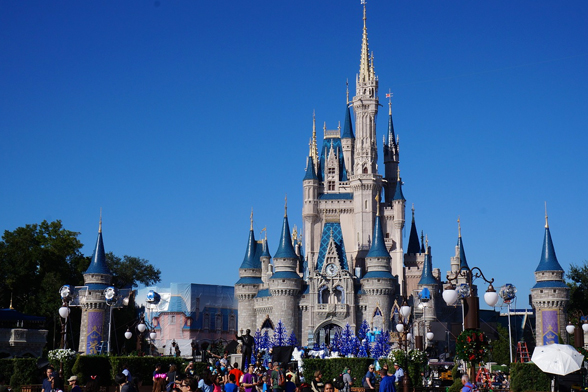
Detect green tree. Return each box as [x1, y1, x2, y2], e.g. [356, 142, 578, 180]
[490, 323, 511, 366]
[567, 260, 588, 314]
[105, 252, 161, 288]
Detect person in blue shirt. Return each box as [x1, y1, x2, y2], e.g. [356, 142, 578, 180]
[461, 375, 475, 392]
[378, 369, 396, 392]
[393, 364, 404, 389]
[225, 374, 239, 392]
[363, 365, 376, 392]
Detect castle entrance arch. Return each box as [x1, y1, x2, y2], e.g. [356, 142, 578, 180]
[314, 322, 342, 346]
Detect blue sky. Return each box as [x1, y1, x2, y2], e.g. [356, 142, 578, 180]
[1, 0, 587, 311]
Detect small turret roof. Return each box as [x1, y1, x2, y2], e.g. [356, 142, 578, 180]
[407, 206, 420, 254]
[393, 170, 405, 201]
[239, 229, 261, 269]
[418, 244, 436, 285]
[274, 211, 297, 259]
[85, 219, 112, 276]
[341, 105, 354, 139]
[535, 226, 564, 272]
[261, 238, 271, 258]
[303, 155, 318, 181]
[366, 215, 390, 258]
[457, 235, 469, 270]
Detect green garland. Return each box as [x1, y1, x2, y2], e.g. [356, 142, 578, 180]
[456, 329, 489, 364]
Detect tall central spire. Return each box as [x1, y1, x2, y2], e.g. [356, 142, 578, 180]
[359, 1, 372, 83]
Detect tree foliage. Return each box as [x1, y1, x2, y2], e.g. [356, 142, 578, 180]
[567, 260, 588, 315]
[105, 252, 161, 288]
[490, 323, 511, 365]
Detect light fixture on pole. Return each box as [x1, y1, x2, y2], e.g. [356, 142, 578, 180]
[58, 285, 73, 349]
[499, 283, 517, 363]
[395, 298, 412, 392]
[125, 328, 133, 340]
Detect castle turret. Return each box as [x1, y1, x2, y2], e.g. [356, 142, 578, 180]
[391, 168, 406, 289]
[383, 100, 399, 203]
[449, 218, 470, 284]
[531, 211, 569, 346]
[78, 215, 113, 354]
[341, 97, 355, 175]
[235, 212, 263, 333]
[361, 198, 396, 331]
[303, 116, 320, 271]
[269, 201, 302, 338]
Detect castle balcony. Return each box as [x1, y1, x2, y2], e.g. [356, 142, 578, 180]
[316, 303, 348, 318]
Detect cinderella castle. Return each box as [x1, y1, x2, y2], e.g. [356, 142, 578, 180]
[234, 4, 571, 349]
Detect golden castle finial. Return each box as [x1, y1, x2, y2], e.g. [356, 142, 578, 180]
[425, 234, 429, 254]
[375, 193, 381, 216]
[388, 89, 392, 115]
[397, 166, 401, 181]
[250, 208, 254, 231]
[99, 208, 102, 233]
[9, 292, 14, 310]
[261, 227, 267, 240]
[545, 202, 549, 228]
[359, 0, 371, 83]
[311, 112, 318, 168]
[458, 216, 461, 238]
[284, 195, 288, 217]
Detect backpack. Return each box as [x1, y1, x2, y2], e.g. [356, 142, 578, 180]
[333, 374, 345, 390]
[463, 383, 479, 392]
[278, 370, 286, 388]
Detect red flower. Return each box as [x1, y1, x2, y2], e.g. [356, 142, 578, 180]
[469, 355, 476, 360]
[467, 337, 471, 343]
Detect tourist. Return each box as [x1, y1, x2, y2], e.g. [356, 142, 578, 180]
[185, 362, 196, 378]
[342, 367, 353, 392]
[229, 362, 244, 387]
[286, 364, 299, 386]
[243, 364, 260, 392]
[393, 364, 403, 389]
[67, 376, 82, 392]
[115, 373, 133, 392]
[225, 374, 239, 392]
[378, 369, 395, 392]
[284, 374, 296, 392]
[271, 362, 285, 392]
[461, 375, 475, 392]
[311, 371, 324, 392]
[42, 368, 55, 392]
[363, 365, 376, 392]
[323, 382, 334, 392]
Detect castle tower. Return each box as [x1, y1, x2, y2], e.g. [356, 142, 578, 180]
[341, 98, 355, 176]
[235, 212, 263, 333]
[303, 116, 320, 269]
[350, 1, 382, 263]
[383, 100, 399, 204]
[78, 215, 112, 354]
[449, 218, 470, 286]
[269, 201, 303, 338]
[390, 168, 406, 290]
[360, 198, 396, 331]
[531, 212, 570, 346]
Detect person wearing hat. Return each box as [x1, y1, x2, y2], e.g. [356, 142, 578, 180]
[342, 367, 353, 392]
[67, 376, 82, 392]
[392, 364, 403, 390]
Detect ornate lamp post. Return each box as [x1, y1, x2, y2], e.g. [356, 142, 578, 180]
[396, 298, 413, 392]
[58, 285, 73, 349]
[566, 312, 588, 348]
[443, 266, 498, 379]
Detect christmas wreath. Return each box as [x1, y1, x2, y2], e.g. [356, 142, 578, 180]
[456, 329, 489, 364]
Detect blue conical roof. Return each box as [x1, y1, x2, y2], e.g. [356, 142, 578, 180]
[393, 178, 405, 201]
[407, 212, 420, 254]
[274, 215, 297, 259]
[341, 105, 354, 139]
[366, 215, 390, 258]
[85, 231, 112, 275]
[535, 227, 564, 272]
[240, 230, 261, 269]
[261, 239, 271, 258]
[419, 250, 436, 285]
[303, 156, 318, 181]
[387, 108, 396, 148]
[457, 236, 469, 269]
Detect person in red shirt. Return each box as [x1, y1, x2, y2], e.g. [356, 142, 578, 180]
[229, 362, 244, 387]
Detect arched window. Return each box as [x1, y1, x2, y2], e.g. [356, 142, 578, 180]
[373, 307, 384, 331]
[334, 286, 345, 304]
[319, 286, 330, 304]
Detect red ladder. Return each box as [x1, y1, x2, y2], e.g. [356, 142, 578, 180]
[516, 342, 530, 362]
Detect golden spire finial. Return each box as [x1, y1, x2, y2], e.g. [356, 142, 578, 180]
[261, 226, 267, 240]
[388, 89, 392, 115]
[99, 208, 102, 233]
[425, 234, 429, 254]
[396, 166, 401, 181]
[375, 192, 380, 216]
[9, 292, 14, 310]
[458, 216, 461, 238]
[545, 202, 549, 228]
[311, 112, 318, 168]
[284, 195, 288, 217]
[250, 208, 254, 231]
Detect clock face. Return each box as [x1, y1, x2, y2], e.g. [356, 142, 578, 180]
[325, 263, 338, 276]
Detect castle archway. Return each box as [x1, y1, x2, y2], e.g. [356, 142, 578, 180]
[313, 321, 343, 346]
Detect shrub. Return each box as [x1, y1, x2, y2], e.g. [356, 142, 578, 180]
[71, 355, 112, 385]
[9, 358, 39, 390]
[510, 362, 550, 392]
[109, 356, 206, 385]
[302, 358, 374, 387]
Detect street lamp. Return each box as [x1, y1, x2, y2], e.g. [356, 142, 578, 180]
[58, 285, 73, 349]
[443, 266, 497, 379]
[499, 284, 517, 363]
[396, 298, 413, 392]
[566, 312, 587, 348]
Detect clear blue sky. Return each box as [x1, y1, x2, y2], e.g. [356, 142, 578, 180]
[1, 1, 587, 311]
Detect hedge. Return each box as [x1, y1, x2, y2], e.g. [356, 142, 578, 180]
[1, 358, 41, 390]
[510, 362, 550, 392]
[71, 355, 112, 385]
[302, 358, 374, 386]
[108, 356, 207, 385]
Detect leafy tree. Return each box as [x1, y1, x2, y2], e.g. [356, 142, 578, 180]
[567, 260, 588, 315]
[105, 252, 161, 288]
[490, 323, 511, 365]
